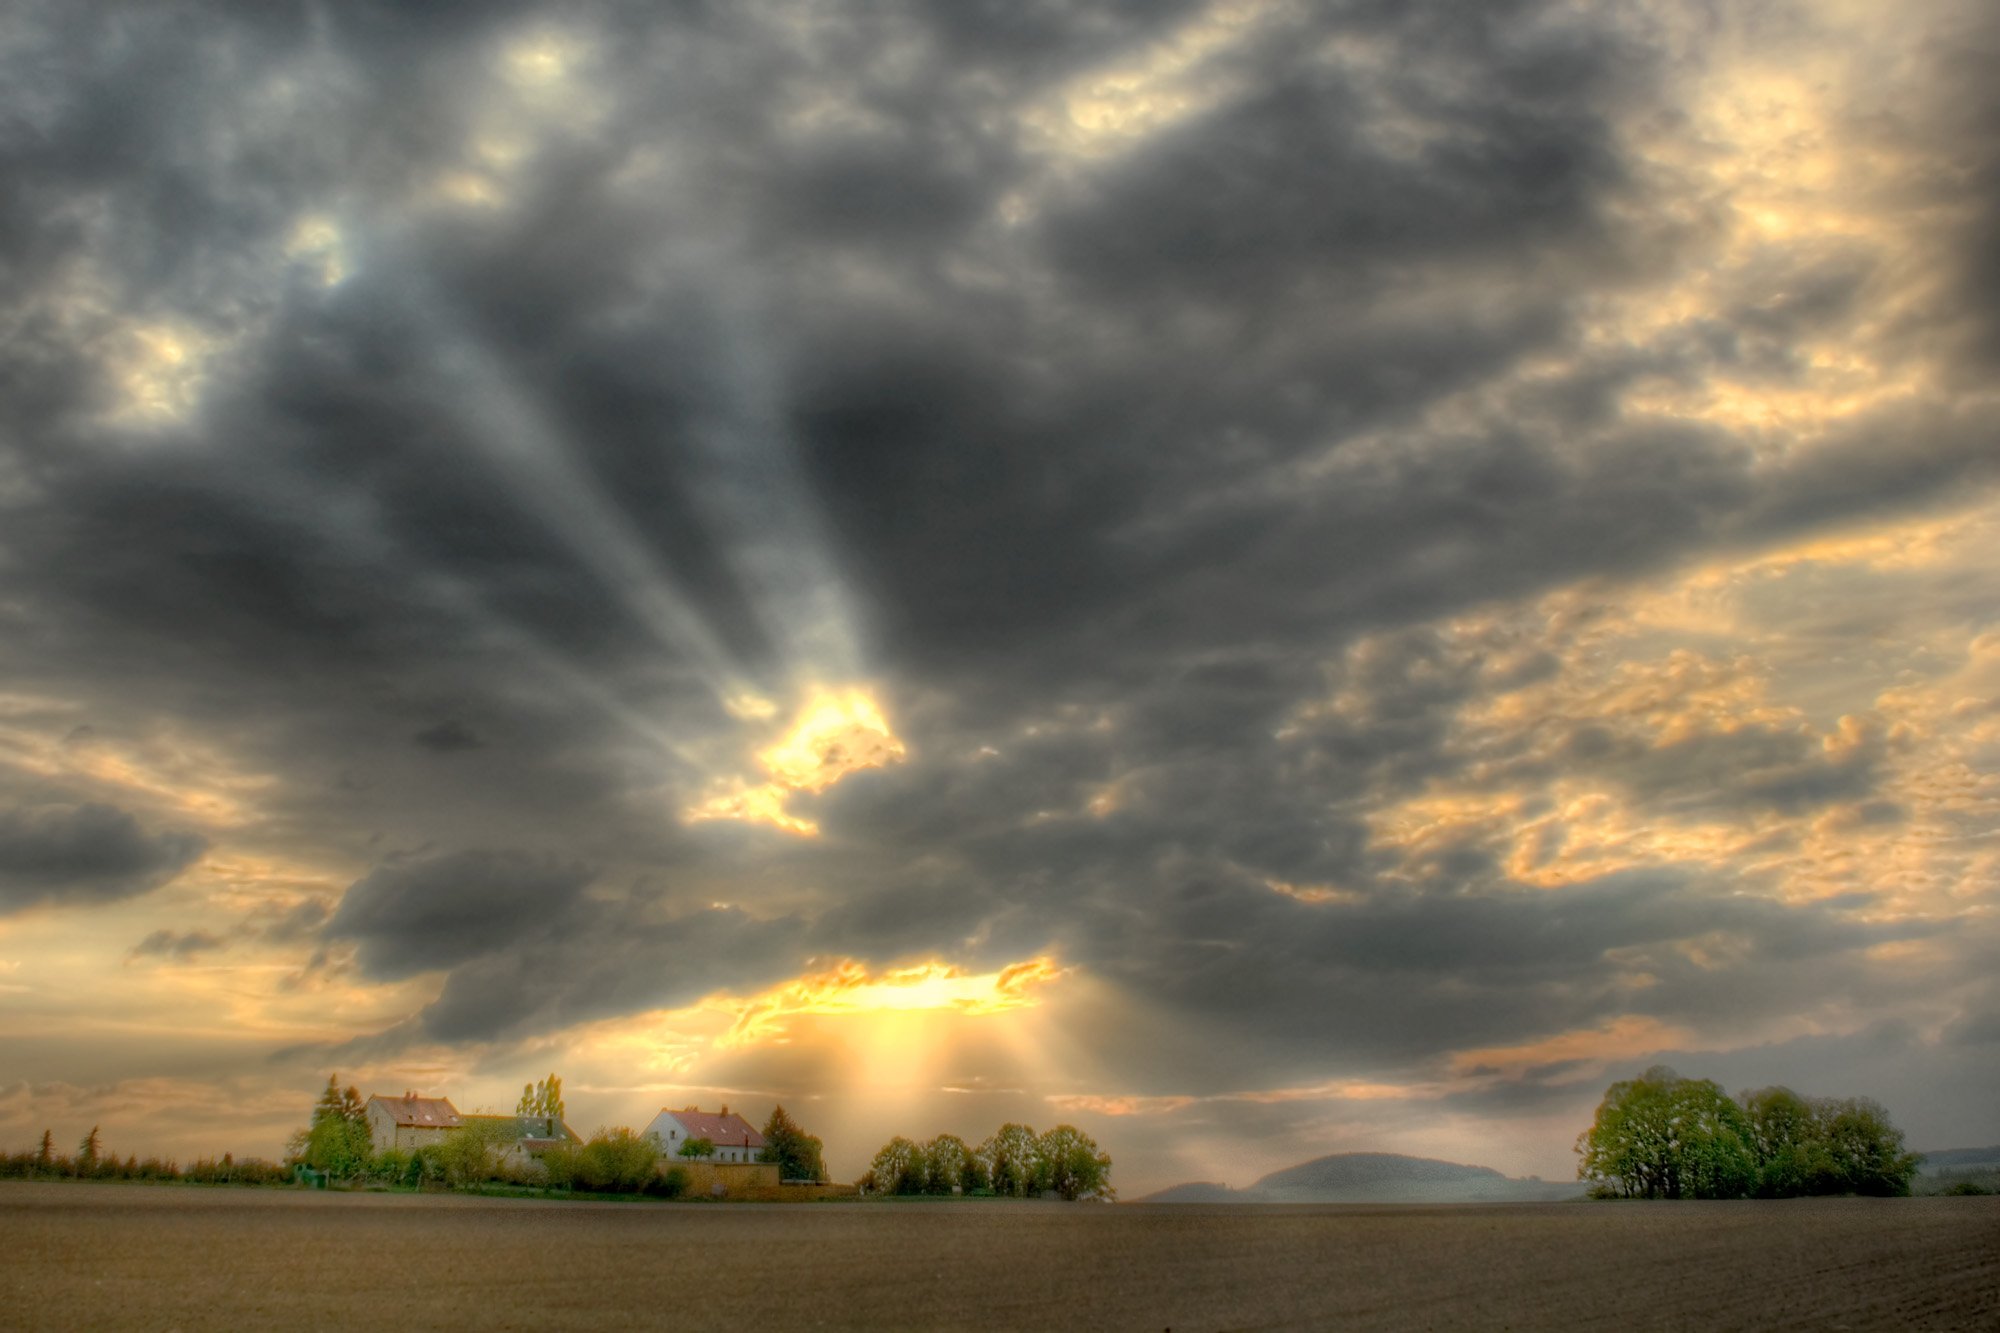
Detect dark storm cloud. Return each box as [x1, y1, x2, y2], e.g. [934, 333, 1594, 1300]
[0, 804, 205, 915]
[413, 898, 805, 1042]
[325, 850, 595, 981]
[129, 928, 228, 961]
[1914, 12, 2000, 379]
[412, 720, 484, 753]
[0, 0, 1996, 1150]
[319, 846, 807, 1041]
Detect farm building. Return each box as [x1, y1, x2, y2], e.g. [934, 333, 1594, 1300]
[642, 1106, 766, 1163]
[365, 1093, 462, 1153]
[460, 1112, 582, 1165]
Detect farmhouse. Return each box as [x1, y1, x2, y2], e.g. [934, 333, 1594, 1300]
[461, 1113, 582, 1165]
[365, 1093, 462, 1153]
[642, 1105, 766, 1163]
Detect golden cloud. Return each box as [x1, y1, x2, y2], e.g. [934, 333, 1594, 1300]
[1448, 1015, 1693, 1079]
[687, 686, 907, 836]
[708, 955, 1066, 1048]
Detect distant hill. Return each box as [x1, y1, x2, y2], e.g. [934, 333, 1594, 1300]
[1137, 1152, 1585, 1204]
[1138, 1181, 1239, 1204]
[1917, 1146, 2000, 1171]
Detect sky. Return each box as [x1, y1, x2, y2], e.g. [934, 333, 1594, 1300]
[1, 0, 1996, 1197]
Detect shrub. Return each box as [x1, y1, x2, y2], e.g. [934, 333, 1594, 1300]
[571, 1127, 660, 1193]
[645, 1166, 690, 1199]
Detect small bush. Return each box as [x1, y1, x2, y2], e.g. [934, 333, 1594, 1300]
[645, 1166, 690, 1199]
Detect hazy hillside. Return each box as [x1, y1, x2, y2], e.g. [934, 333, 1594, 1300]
[1917, 1146, 2000, 1171]
[1138, 1152, 1585, 1204]
[1138, 1181, 1239, 1204]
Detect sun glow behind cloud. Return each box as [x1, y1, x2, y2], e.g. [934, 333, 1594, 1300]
[688, 686, 907, 835]
[709, 956, 1065, 1047]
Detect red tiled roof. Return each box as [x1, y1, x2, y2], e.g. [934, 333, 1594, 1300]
[367, 1094, 462, 1129]
[661, 1109, 765, 1148]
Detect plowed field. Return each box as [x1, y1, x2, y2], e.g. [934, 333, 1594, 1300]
[2, 1182, 1995, 1329]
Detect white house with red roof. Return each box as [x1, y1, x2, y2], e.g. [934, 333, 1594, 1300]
[365, 1093, 463, 1153]
[642, 1105, 766, 1163]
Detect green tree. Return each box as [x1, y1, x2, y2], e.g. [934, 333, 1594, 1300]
[1741, 1085, 1832, 1197]
[35, 1129, 53, 1172]
[436, 1119, 519, 1187]
[517, 1073, 565, 1137]
[677, 1135, 715, 1161]
[313, 1075, 345, 1125]
[758, 1105, 828, 1183]
[921, 1134, 974, 1195]
[576, 1127, 662, 1192]
[1578, 1067, 1766, 1200]
[978, 1123, 1041, 1198]
[77, 1125, 102, 1177]
[1034, 1125, 1114, 1201]
[299, 1072, 373, 1177]
[1818, 1097, 1919, 1197]
[865, 1136, 926, 1195]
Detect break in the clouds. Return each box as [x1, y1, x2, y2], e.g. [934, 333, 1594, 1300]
[1, 0, 1996, 1191]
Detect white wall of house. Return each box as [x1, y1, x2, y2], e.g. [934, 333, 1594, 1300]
[641, 1111, 760, 1163]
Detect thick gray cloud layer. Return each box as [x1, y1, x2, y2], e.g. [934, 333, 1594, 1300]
[0, 804, 204, 915]
[1, 0, 1996, 1157]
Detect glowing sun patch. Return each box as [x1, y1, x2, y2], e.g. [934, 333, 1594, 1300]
[710, 956, 1065, 1047]
[687, 686, 907, 836]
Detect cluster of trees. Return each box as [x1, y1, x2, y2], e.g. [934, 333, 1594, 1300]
[1576, 1066, 1921, 1199]
[542, 1128, 687, 1195]
[518, 1073, 564, 1136]
[289, 1076, 374, 1177]
[0, 1127, 286, 1185]
[861, 1122, 1113, 1201]
[758, 1105, 828, 1182]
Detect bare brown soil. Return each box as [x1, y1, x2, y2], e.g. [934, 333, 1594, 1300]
[2, 1181, 1995, 1330]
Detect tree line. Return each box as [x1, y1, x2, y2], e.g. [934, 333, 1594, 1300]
[1576, 1066, 1921, 1199]
[861, 1122, 1113, 1201]
[0, 1125, 287, 1185]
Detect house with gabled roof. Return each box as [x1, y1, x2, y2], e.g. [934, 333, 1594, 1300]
[460, 1112, 582, 1162]
[365, 1093, 462, 1153]
[641, 1105, 766, 1163]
